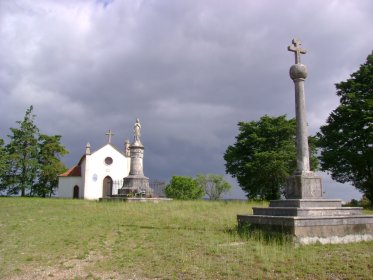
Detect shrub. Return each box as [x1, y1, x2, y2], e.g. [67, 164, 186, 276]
[165, 176, 204, 200]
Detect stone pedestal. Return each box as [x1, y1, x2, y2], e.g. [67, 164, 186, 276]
[238, 198, 373, 245]
[286, 172, 322, 199]
[119, 175, 151, 196]
[238, 213, 373, 245]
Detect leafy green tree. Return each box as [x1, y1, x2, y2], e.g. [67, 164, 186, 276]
[0, 138, 9, 190]
[6, 106, 40, 196]
[2, 106, 69, 197]
[317, 52, 373, 204]
[34, 134, 68, 197]
[165, 176, 204, 200]
[224, 115, 317, 200]
[195, 173, 231, 200]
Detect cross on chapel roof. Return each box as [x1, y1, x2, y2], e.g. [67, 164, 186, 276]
[105, 129, 115, 144]
[288, 38, 307, 64]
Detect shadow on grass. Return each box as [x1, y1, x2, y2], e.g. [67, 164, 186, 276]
[117, 223, 222, 233]
[225, 224, 293, 246]
[118, 223, 293, 246]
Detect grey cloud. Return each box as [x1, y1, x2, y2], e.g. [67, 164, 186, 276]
[0, 0, 371, 199]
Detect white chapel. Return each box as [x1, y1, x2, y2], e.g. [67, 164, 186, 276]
[58, 130, 131, 200]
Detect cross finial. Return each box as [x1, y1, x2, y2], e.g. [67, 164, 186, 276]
[105, 129, 114, 144]
[288, 38, 307, 64]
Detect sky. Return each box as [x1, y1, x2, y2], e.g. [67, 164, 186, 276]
[1, 0, 372, 201]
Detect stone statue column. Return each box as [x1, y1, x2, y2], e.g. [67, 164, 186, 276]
[286, 39, 322, 199]
[288, 38, 310, 174]
[129, 118, 144, 176]
[119, 118, 151, 197]
[133, 118, 142, 145]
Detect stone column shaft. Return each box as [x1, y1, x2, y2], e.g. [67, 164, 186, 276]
[294, 78, 310, 173]
[129, 146, 144, 176]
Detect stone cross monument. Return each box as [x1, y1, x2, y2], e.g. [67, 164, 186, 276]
[288, 38, 310, 173]
[237, 39, 373, 244]
[237, 38, 373, 245]
[286, 38, 322, 199]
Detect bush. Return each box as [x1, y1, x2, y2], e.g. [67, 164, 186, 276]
[345, 196, 372, 209]
[195, 173, 231, 200]
[164, 176, 204, 200]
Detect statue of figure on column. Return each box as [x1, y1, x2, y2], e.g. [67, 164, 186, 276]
[133, 118, 142, 143]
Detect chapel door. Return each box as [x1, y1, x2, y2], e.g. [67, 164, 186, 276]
[103, 176, 113, 198]
[73, 185, 79, 199]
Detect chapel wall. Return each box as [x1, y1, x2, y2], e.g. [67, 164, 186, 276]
[57, 177, 83, 198]
[83, 145, 130, 200]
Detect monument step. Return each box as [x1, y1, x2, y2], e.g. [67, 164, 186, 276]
[252, 207, 363, 217]
[238, 214, 373, 227]
[269, 199, 342, 208]
[237, 214, 373, 244]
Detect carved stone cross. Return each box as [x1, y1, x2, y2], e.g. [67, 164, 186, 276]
[288, 38, 307, 64]
[105, 129, 114, 144]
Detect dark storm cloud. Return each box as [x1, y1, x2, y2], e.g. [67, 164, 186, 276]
[1, 0, 372, 199]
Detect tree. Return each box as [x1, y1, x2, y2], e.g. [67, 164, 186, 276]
[165, 176, 204, 200]
[1, 106, 69, 197]
[224, 115, 317, 200]
[317, 52, 373, 204]
[195, 173, 231, 200]
[0, 138, 9, 191]
[34, 134, 68, 197]
[6, 106, 40, 196]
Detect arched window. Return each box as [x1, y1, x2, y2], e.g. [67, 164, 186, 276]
[103, 176, 113, 198]
[73, 185, 79, 199]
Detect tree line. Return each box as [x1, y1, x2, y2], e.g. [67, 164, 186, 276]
[0, 106, 68, 197]
[224, 52, 373, 205]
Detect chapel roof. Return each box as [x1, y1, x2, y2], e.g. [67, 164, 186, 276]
[58, 143, 126, 177]
[90, 143, 126, 157]
[59, 165, 81, 177]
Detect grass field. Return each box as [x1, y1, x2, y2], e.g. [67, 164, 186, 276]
[0, 198, 372, 279]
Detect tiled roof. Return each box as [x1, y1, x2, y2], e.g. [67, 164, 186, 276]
[59, 165, 81, 177]
[77, 155, 86, 166]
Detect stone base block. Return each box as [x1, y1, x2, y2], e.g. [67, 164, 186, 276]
[253, 206, 362, 217]
[118, 175, 152, 197]
[100, 197, 172, 203]
[237, 214, 373, 245]
[269, 199, 342, 208]
[286, 173, 322, 199]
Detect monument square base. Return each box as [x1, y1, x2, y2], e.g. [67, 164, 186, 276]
[286, 173, 322, 199]
[118, 175, 153, 197]
[237, 199, 373, 245]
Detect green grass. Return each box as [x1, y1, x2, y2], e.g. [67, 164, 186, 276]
[0, 198, 372, 279]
